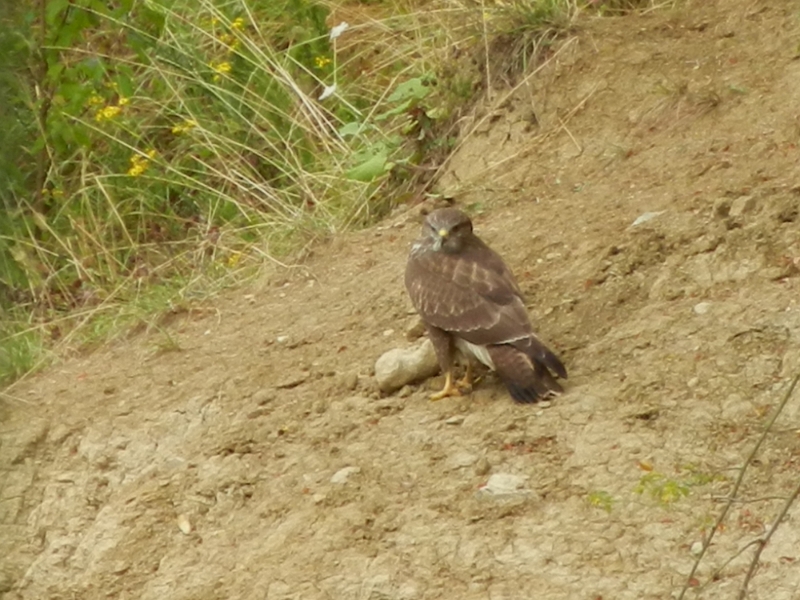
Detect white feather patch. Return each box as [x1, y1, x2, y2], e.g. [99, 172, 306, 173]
[455, 338, 495, 370]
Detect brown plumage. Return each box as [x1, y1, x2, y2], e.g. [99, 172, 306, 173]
[404, 207, 567, 404]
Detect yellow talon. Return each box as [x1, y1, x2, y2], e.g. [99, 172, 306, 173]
[456, 361, 473, 390]
[430, 371, 462, 401]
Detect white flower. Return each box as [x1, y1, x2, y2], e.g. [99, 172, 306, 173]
[329, 22, 349, 41]
[319, 84, 337, 101]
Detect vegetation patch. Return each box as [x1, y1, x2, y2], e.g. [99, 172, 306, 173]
[0, 0, 671, 385]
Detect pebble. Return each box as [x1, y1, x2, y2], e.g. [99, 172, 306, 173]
[631, 211, 665, 227]
[693, 302, 712, 315]
[690, 541, 704, 556]
[729, 195, 756, 217]
[176, 514, 192, 535]
[275, 372, 309, 389]
[405, 317, 427, 340]
[338, 371, 359, 392]
[374, 339, 440, 393]
[252, 389, 276, 405]
[331, 466, 361, 484]
[478, 473, 531, 498]
[474, 457, 491, 476]
[445, 415, 465, 425]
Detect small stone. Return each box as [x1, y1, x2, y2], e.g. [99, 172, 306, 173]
[176, 514, 192, 535]
[445, 415, 465, 425]
[383, 329, 395, 337]
[313, 493, 327, 504]
[478, 473, 531, 498]
[331, 466, 361, 484]
[398, 385, 413, 398]
[693, 302, 712, 315]
[690, 541, 704, 556]
[338, 371, 359, 391]
[246, 407, 270, 419]
[275, 372, 309, 389]
[538, 400, 552, 409]
[111, 561, 130, 574]
[252, 389, 276, 405]
[729, 195, 756, 217]
[446, 451, 477, 470]
[631, 211, 665, 227]
[374, 339, 440, 393]
[474, 457, 491, 476]
[713, 198, 731, 218]
[276, 335, 290, 344]
[405, 317, 427, 341]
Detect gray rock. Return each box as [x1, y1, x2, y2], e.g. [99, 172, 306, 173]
[714, 198, 731, 218]
[693, 301, 712, 315]
[478, 473, 531, 498]
[630, 211, 665, 227]
[474, 457, 491, 476]
[330, 466, 361, 484]
[730, 195, 756, 217]
[405, 317, 427, 341]
[337, 371, 359, 391]
[446, 451, 477, 471]
[252, 389, 276, 405]
[374, 339, 439, 393]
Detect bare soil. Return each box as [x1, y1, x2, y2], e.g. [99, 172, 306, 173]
[3, 1, 800, 598]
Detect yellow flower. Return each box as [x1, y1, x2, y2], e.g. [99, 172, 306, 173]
[171, 119, 198, 135]
[88, 94, 104, 106]
[314, 56, 332, 69]
[212, 61, 232, 74]
[232, 17, 245, 30]
[127, 163, 146, 177]
[127, 151, 156, 177]
[95, 105, 122, 122]
[118, 97, 130, 106]
[227, 252, 242, 268]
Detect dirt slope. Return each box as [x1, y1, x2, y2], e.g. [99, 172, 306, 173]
[2, 1, 800, 598]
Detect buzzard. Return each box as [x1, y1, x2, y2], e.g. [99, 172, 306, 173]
[404, 207, 567, 403]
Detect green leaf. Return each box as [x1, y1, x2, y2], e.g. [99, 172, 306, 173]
[45, 0, 70, 27]
[387, 77, 431, 104]
[338, 122, 364, 137]
[346, 149, 389, 182]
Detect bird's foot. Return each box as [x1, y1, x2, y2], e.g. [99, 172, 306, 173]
[430, 371, 462, 401]
[456, 363, 473, 392]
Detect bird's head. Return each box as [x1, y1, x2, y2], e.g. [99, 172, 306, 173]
[423, 208, 474, 253]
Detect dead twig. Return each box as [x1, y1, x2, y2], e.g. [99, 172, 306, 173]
[738, 477, 800, 599]
[677, 373, 800, 600]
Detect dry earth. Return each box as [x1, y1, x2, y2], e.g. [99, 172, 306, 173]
[3, 1, 800, 598]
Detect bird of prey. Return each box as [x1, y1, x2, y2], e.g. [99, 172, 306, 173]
[404, 207, 567, 404]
